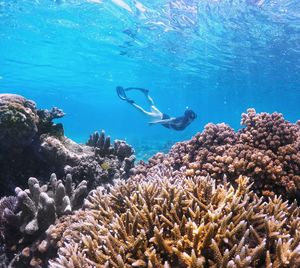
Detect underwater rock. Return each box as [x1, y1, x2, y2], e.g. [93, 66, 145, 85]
[134, 109, 300, 201]
[0, 94, 67, 196]
[48, 169, 300, 267]
[0, 95, 135, 196]
[0, 174, 88, 267]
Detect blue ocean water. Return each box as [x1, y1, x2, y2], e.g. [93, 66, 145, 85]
[0, 0, 299, 159]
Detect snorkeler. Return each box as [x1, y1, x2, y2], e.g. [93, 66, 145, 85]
[116, 86, 196, 131]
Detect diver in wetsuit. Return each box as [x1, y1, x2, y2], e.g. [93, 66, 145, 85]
[116, 86, 197, 131]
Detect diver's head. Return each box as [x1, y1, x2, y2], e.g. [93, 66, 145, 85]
[185, 109, 197, 120]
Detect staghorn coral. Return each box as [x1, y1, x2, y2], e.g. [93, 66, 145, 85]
[0, 173, 88, 267]
[48, 168, 300, 267]
[134, 109, 300, 201]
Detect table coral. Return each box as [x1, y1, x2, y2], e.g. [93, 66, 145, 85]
[135, 109, 300, 201]
[48, 167, 300, 267]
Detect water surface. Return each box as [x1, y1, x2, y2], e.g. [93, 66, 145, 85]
[0, 0, 299, 159]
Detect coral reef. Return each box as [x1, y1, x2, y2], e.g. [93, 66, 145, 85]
[75, 130, 135, 187]
[0, 196, 17, 267]
[0, 173, 88, 267]
[0, 94, 39, 149]
[135, 109, 300, 201]
[48, 167, 300, 267]
[1, 95, 300, 268]
[0, 94, 135, 196]
[37, 107, 65, 137]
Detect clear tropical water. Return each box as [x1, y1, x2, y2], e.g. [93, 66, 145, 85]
[0, 0, 299, 159]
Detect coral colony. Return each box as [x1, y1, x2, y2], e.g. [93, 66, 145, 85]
[0, 94, 300, 267]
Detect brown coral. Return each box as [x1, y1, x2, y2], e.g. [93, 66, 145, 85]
[0, 94, 39, 149]
[48, 169, 300, 267]
[135, 109, 300, 200]
[1, 174, 88, 267]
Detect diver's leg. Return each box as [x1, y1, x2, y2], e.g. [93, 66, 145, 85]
[118, 87, 151, 115]
[150, 105, 163, 115]
[130, 102, 153, 116]
[122, 87, 162, 117]
[145, 94, 155, 105]
[124, 87, 155, 105]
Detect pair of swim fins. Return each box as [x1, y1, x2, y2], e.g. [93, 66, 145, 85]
[116, 86, 149, 103]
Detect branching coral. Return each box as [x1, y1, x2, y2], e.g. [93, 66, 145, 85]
[80, 130, 135, 186]
[48, 168, 300, 268]
[136, 109, 300, 200]
[0, 173, 88, 267]
[87, 130, 135, 160]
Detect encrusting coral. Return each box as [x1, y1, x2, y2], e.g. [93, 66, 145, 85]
[135, 109, 300, 201]
[48, 166, 300, 267]
[0, 94, 40, 150]
[0, 173, 88, 267]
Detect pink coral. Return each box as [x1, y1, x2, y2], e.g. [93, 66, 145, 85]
[134, 109, 300, 200]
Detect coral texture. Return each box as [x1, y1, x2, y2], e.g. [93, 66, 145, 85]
[73, 130, 136, 187]
[0, 174, 88, 267]
[135, 109, 300, 201]
[0, 94, 39, 149]
[48, 167, 300, 267]
[0, 94, 135, 196]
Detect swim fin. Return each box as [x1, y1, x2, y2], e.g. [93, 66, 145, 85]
[125, 87, 149, 95]
[116, 86, 134, 103]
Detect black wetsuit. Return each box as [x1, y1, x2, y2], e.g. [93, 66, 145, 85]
[161, 113, 192, 131]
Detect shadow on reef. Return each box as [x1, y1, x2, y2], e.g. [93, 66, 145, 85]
[0, 94, 135, 196]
